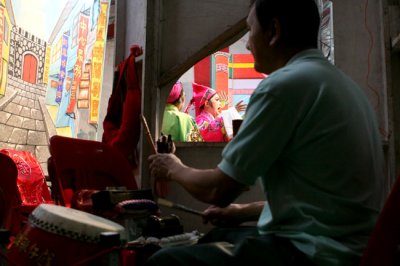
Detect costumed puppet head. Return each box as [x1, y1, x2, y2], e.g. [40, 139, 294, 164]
[191, 82, 216, 116]
[167, 81, 184, 104]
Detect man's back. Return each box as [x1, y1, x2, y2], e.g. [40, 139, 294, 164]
[220, 49, 384, 266]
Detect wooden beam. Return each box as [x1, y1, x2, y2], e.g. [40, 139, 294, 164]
[159, 18, 247, 87]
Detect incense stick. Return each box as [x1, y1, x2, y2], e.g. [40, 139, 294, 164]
[140, 114, 157, 154]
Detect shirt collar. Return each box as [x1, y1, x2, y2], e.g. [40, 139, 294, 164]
[286, 48, 325, 66]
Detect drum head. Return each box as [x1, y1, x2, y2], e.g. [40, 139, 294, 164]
[30, 204, 127, 243]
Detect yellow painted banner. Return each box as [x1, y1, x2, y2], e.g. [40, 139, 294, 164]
[228, 63, 254, 68]
[43, 46, 51, 85]
[89, 2, 109, 124]
[0, 7, 4, 96]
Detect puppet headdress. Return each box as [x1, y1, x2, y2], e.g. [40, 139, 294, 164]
[191, 82, 216, 116]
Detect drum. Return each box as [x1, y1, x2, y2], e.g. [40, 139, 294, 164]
[114, 199, 160, 241]
[7, 204, 126, 265]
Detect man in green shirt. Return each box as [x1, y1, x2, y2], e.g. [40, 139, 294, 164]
[147, 0, 384, 265]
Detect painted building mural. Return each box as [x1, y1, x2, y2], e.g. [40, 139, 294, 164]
[0, 0, 12, 96]
[0, 0, 112, 173]
[45, 0, 110, 139]
[8, 27, 47, 84]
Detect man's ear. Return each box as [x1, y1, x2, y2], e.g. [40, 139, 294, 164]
[267, 18, 281, 46]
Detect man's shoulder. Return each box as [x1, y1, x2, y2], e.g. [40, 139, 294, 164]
[256, 56, 330, 95]
[255, 68, 304, 95]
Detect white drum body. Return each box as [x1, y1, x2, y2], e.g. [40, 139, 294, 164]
[7, 204, 126, 265]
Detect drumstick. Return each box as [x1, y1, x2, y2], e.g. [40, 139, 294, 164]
[140, 114, 169, 197]
[140, 114, 157, 154]
[157, 198, 203, 216]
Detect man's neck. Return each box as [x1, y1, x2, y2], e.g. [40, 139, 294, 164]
[272, 46, 315, 72]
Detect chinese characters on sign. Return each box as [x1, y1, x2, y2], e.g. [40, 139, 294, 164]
[55, 33, 69, 103]
[66, 14, 89, 115]
[89, 2, 109, 124]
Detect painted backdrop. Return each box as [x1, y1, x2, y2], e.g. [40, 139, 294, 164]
[0, 0, 113, 173]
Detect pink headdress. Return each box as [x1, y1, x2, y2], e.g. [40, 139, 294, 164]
[167, 81, 183, 104]
[191, 82, 216, 116]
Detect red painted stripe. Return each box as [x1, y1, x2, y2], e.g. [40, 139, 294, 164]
[232, 54, 254, 63]
[233, 68, 264, 79]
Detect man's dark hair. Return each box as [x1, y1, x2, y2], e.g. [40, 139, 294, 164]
[251, 0, 320, 48]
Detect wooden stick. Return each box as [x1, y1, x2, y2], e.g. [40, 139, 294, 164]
[140, 114, 157, 154]
[157, 198, 203, 216]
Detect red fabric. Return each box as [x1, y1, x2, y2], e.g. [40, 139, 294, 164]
[0, 153, 20, 235]
[102, 45, 143, 169]
[120, 249, 138, 266]
[48, 135, 138, 207]
[359, 176, 400, 265]
[0, 149, 52, 206]
[0, 150, 53, 237]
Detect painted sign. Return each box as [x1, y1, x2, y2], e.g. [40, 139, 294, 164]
[43, 46, 51, 86]
[89, 2, 109, 124]
[214, 52, 229, 110]
[66, 14, 89, 115]
[55, 33, 68, 103]
[229, 54, 264, 79]
[0, 7, 4, 83]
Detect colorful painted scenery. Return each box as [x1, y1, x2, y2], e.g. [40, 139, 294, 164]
[0, 0, 333, 172]
[0, 0, 113, 172]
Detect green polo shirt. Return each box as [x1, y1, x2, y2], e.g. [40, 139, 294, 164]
[218, 49, 384, 266]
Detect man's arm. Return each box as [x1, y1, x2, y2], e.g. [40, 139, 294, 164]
[148, 153, 247, 207]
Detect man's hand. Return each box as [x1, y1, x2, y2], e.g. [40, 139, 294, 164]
[148, 153, 183, 181]
[202, 202, 264, 226]
[148, 153, 183, 197]
[202, 204, 247, 226]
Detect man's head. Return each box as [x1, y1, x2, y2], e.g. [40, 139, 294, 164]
[247, 0, 320, 74]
